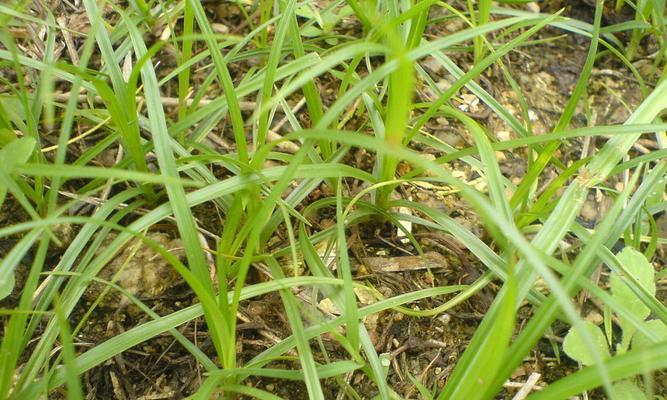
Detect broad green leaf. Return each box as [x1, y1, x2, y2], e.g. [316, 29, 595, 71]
[611, 380, 648, 400]
[0, 128, 16, 146]
[0, 136, 36, 218]
[563, 320, 610, 366]
[301, 26, 324, 37]
[611, 248, 656, 351]
[295, 5, 318, 22]
[0, 272, 14, 301]
[0, 136, 35, 168]
[530, 342, 667, 400]
[631, 320, 667, 350]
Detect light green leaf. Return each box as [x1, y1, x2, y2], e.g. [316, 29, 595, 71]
[563, 320, 610, 366]
[611, 380, 648, 400]
[0, 136, 35, 210]
[0, 136, 35, 168]
[611, 248, 656, 351]
[301, 26, 323, 37]
[0, 271, 14, 301]
[325, 37, 339, 46]
[631, 320, 667, 350]
[295, 5, 318, 22]
[0, 128, 16, 146]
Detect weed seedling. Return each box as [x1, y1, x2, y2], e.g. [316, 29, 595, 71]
[563, 247, 667, 398]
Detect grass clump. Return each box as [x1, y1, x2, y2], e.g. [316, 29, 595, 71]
[0, 0, 666, 398]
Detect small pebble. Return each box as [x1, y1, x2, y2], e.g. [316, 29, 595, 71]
[438, 313, 451, 325]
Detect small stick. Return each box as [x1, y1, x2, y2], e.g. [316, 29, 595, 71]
[510, 372, 543, 400]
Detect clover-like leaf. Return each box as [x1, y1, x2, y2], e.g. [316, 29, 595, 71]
[631, 320, 667, 350]
[0, 128, 16, 146]
[563, 320, 610, 366]
[0, 271, 15, 301]
[611, 380, 649, 400]
[0, 136, 35, 300]
[611, 248, 656, 352]
[301, 25, 324, 38]
[0, 136, 36, 168]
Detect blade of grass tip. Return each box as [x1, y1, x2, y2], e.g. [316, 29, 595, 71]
[252, 40, 388, 123]
[119, 9, 224, 358]
[256, 0, 297, 152]
[474, 0, 492, 63]
[510, 1, 602, 211]
[288, 12, 326, 155]
[0, 3, 68, 30]
[265, 257, 325, 400]
[187, 0, 248, 164]
[528, 342, 667, 400]
[66, 70, 150, 171]
[82, 0, 157, 202]
[177, 0, 195, 132]
[259, 0, 274, 47]
[279, 206, 300, 278]
[259, 145, 353, 244]
[81, 0, 132, 114]
[31, 10, 56, 185]
[413, 52, 529, 141]
[517, 158, 589, 228]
